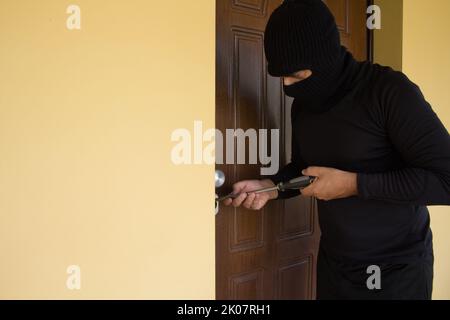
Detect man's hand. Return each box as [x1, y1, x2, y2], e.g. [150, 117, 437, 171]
[300, 166, 358, 201]
[222, 179, 278, 210]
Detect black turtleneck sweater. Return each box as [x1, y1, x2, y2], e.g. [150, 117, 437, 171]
[267, 58, 450, 263]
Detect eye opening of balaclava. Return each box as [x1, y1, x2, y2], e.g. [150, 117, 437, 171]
[264, 0, 358, 113]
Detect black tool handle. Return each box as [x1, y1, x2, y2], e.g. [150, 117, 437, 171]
[279, 176, 316, 191]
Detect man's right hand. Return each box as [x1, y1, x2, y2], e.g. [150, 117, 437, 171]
[223, 179, 278, 210]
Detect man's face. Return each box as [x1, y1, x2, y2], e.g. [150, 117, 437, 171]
[282, 69, 312, 86]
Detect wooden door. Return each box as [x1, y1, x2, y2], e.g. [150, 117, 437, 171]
[216, 0, 371, 300]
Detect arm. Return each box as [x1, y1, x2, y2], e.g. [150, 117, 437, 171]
[357, 73, 450, 206]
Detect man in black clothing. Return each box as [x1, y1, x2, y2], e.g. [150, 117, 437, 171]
[223, 0, 450, 300]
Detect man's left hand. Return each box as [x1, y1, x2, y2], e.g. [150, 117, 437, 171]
[301, 166, 358, 201]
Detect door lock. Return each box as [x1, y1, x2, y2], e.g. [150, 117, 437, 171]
[215, 170, 225, 215]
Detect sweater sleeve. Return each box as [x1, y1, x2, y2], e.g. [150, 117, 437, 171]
[356, 73, 450, 206]
[262, 102, 307, 200]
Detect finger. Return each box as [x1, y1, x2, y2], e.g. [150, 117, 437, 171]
[232, 192, 248, 207]
[302, 166, 322, 177]
[223, 198, 232, 206]
[243, 193, 256, 209]
[231, 181, 249, 194]
[252, 194, 265, 210]
[300, 184, 315, 197]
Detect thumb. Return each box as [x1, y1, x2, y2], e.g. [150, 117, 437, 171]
[302, 166, 322, 177]
[232, 180, 249, 194]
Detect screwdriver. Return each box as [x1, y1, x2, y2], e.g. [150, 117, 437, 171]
[216, 175, 317, 202]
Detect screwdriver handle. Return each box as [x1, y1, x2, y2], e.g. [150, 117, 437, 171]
[278, 176, 316, 191]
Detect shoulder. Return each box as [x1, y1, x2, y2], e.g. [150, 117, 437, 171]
[369, 63, 420, 94]
[364, 63, 430, 118]
[368, 63, 421, 98]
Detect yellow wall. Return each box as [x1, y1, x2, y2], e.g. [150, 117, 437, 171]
[402, 0, 450, 300]
[373, 0, 403, 71]
[0, 0, 215, 299]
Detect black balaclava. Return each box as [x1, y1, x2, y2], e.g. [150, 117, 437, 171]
[264, 0, 360, 114]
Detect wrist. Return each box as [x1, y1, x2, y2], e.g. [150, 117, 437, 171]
[348, 172, 358, 196]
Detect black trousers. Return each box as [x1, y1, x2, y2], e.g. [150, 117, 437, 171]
[316, 247, 434, 300]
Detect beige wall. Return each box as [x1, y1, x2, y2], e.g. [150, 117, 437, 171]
[0, 0, 215, 299]
[402, 0, 450, 300]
